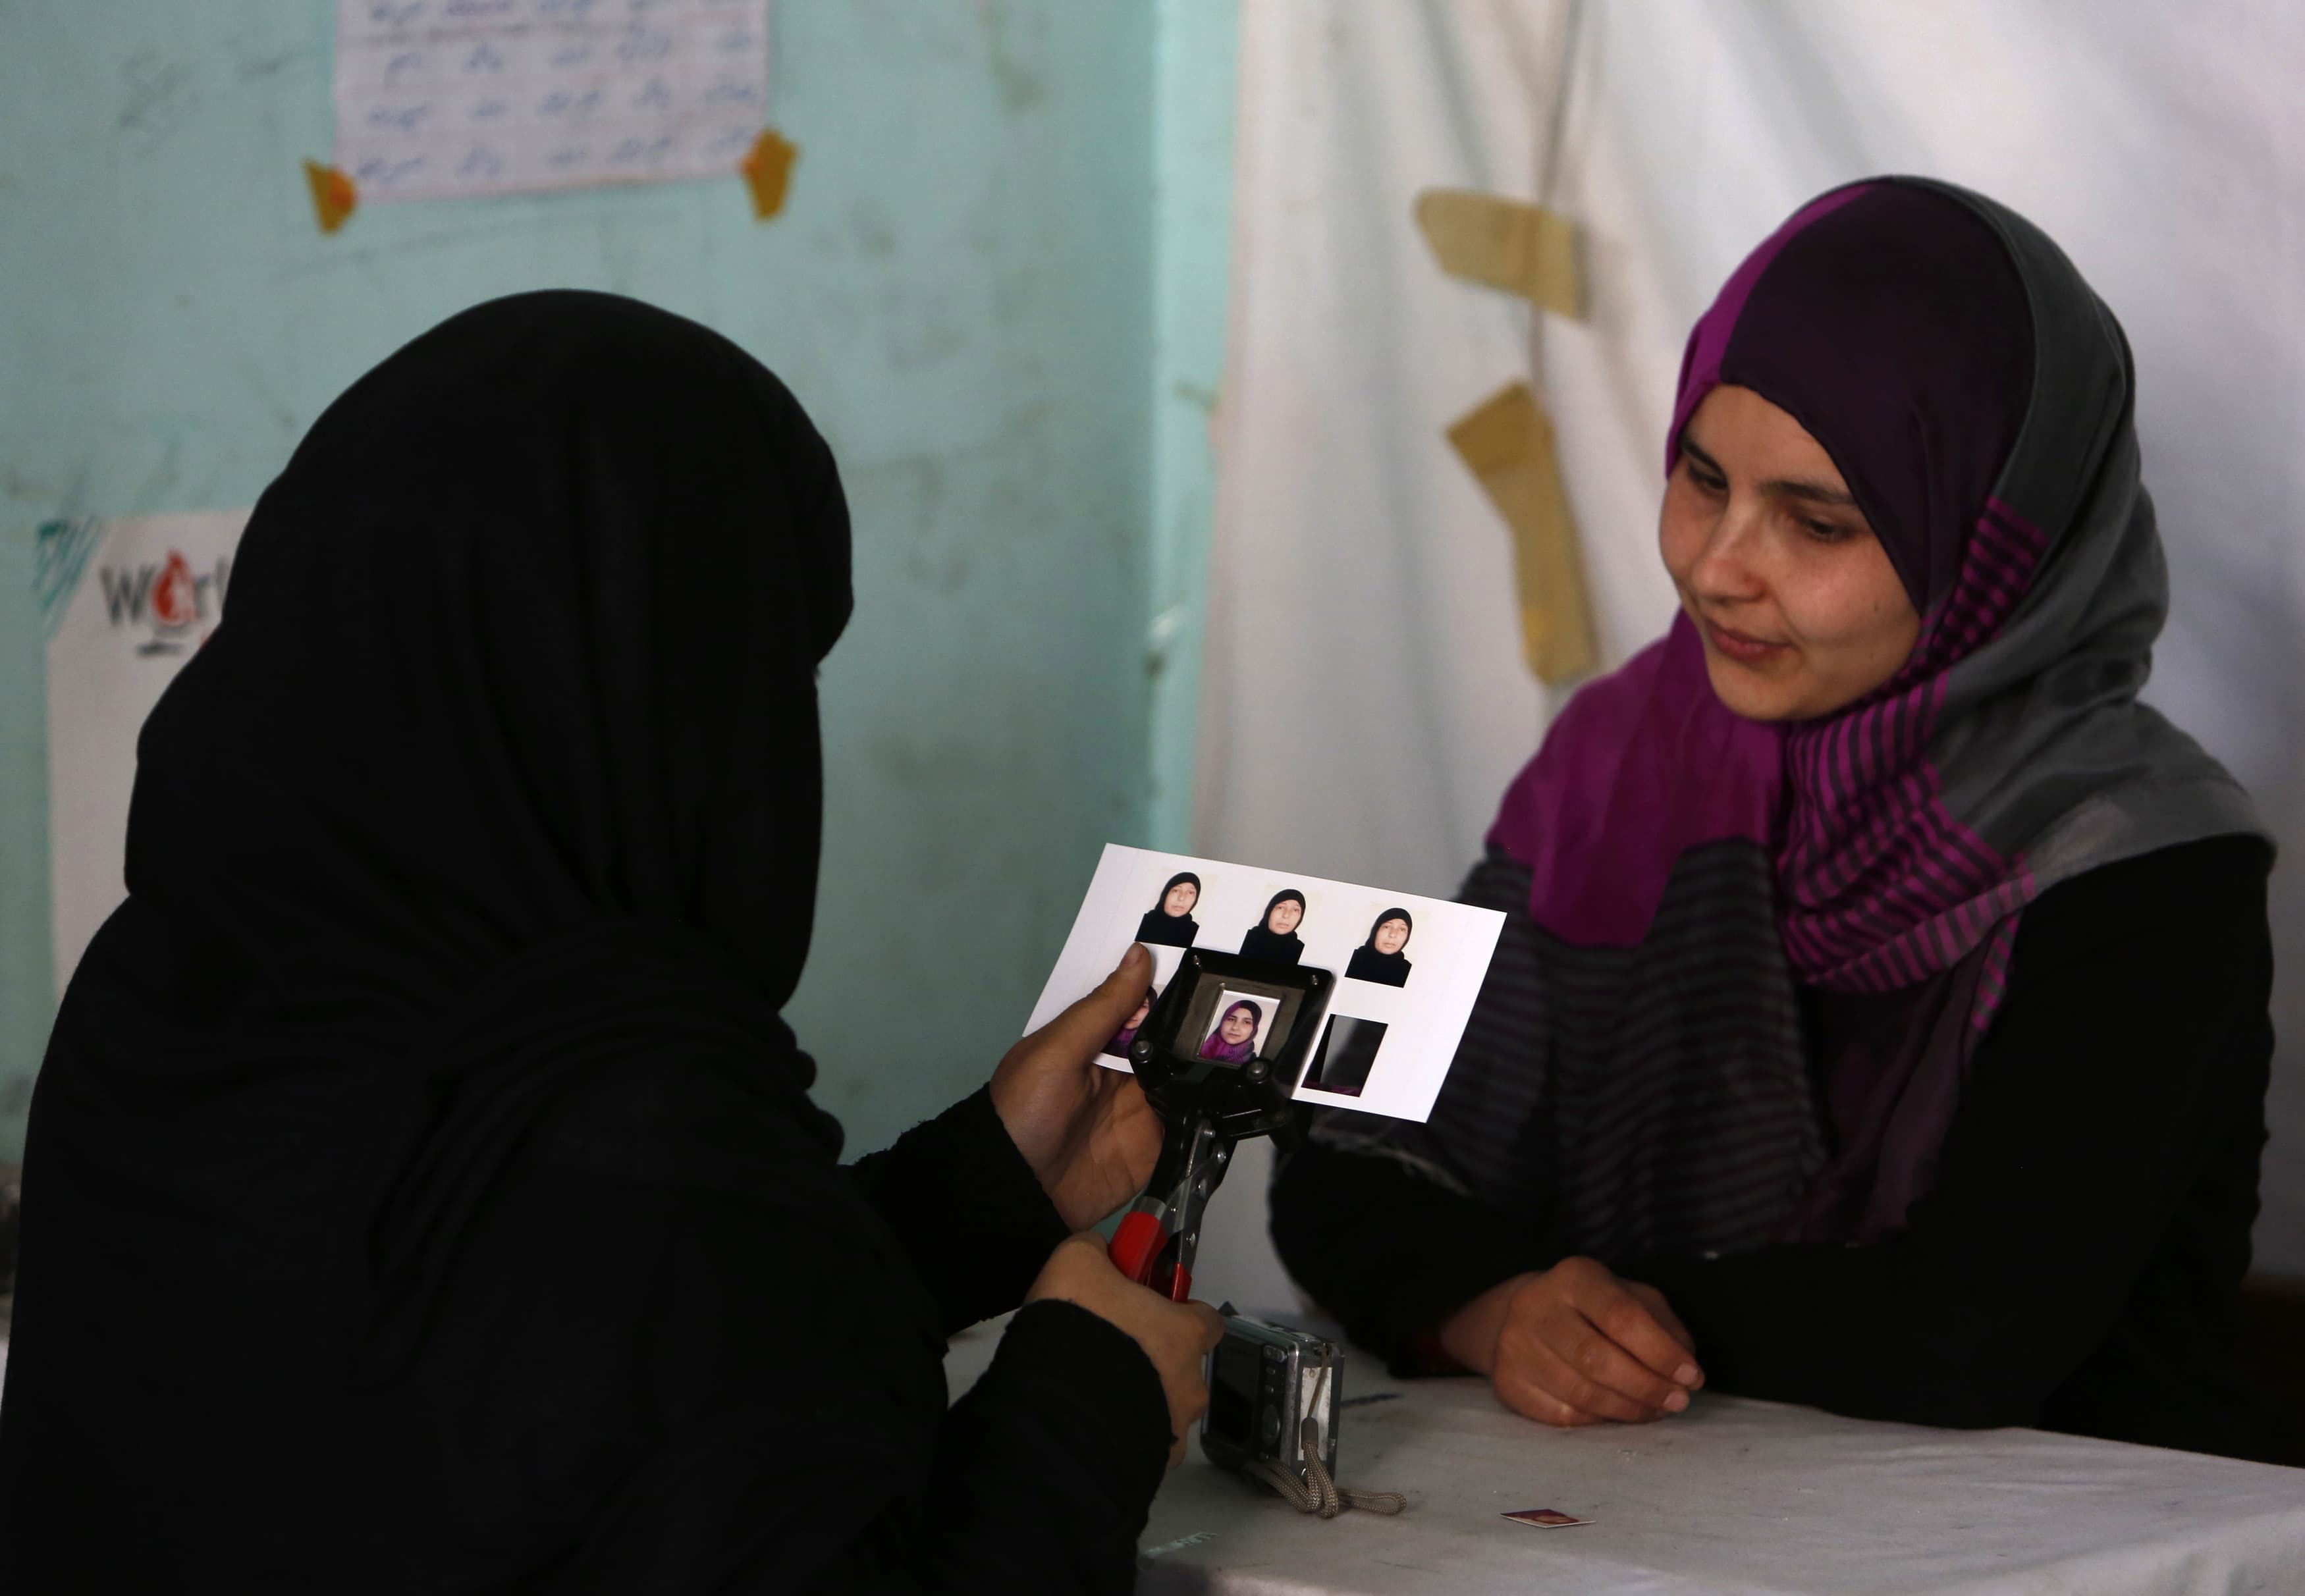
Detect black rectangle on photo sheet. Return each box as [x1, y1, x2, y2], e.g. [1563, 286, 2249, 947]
[1303, 1015, 1387, 1096]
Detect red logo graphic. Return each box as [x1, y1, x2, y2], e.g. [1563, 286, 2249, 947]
[150, 550, 198, 629]
[98, 547, 231, 656]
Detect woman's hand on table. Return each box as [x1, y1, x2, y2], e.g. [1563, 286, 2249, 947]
[1439, 1256, 1703, 1426]
[989, 944, 1162, 1231]
[1027, 1233, 1226, 1469]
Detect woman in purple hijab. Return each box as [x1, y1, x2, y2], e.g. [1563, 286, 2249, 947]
[1199, 1001, 1262, 1065]
[1273, 179, 2288, 1462]
[1102, 986, 1156, 1061]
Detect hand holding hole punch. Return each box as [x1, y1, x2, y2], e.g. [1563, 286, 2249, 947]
[990, 945, 1164, 1229]
[1027, 1233, 1226, 1469]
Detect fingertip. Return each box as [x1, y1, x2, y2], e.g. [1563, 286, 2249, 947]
[1120, 942, 1151, 972]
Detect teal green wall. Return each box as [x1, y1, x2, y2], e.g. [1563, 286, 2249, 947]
[0, 1, 1237, 1159]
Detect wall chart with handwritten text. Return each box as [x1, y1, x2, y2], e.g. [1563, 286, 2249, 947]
[333, 0, 770, 201]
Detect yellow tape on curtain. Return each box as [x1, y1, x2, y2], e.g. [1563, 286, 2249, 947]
[1447, 381, 1596, 685]
[1414, 190, 1580, 317]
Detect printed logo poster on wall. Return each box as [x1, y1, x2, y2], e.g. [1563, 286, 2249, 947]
[335, 0, 771, 202]
[38, 510, 251, 994]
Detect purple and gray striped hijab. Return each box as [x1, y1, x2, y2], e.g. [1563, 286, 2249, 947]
[1478, 178, 2265, 1242]
[1497, 177, 2261, 1026]
[1319, 180, 2264, 1259]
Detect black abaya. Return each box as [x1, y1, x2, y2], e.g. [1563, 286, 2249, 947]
[1135, 909, 1199, 947]
[1239, 927, 1304, 965]
[0, 292, 1171, 1591]
[1345, 947, 1412, 986]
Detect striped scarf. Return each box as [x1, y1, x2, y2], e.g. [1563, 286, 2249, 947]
[1774, 494, 2049, 1024]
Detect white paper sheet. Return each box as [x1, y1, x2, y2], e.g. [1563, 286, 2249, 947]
[40, 510, 252, 995]
[1024, 845, 1504, 1123]
[332, 0, 769, 203]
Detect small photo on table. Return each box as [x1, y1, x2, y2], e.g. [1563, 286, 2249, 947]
[1343, 905, 1415, 988]
[1502, 1508, 1591, 1529]
[1301, 1014, 1387, 1096]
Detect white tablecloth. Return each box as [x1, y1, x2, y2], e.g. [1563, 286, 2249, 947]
[945, 1317, 2305, 1596]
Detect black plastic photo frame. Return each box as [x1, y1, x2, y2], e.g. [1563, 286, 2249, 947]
[1126, 949, 1334, 1141]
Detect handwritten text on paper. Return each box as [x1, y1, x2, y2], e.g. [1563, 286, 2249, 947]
[333, 0, 770, 201]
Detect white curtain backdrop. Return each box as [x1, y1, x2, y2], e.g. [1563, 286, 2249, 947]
[1195, 0, 2305, 1294]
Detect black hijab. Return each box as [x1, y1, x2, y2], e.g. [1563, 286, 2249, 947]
[1239, 888, 1307, 966]
[1345, 907, 1414, 987]
[1135, 870, 1202, 947]
[0, 292, 904, 1580]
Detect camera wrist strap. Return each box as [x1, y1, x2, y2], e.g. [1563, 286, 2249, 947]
[1241, 1350, 1407, 1518]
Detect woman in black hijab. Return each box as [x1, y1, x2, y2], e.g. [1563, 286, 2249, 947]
[1346, 908, 1415, 986]
[1239, 889, 1307, 966]
[1135, 872, 1201, 947]
[0, 292, 1219, 1591]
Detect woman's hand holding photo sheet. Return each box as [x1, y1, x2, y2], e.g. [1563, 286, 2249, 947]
[1023, 845, 1505, 1123]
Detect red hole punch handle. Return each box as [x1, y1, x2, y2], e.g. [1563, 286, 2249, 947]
[1108, 1210, 1167, 1287]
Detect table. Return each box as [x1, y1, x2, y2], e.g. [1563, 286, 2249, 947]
[945, 1316, 2305, 1595]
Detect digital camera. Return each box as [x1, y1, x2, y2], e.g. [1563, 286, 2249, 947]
[1200, 1308, 1343, 1484]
